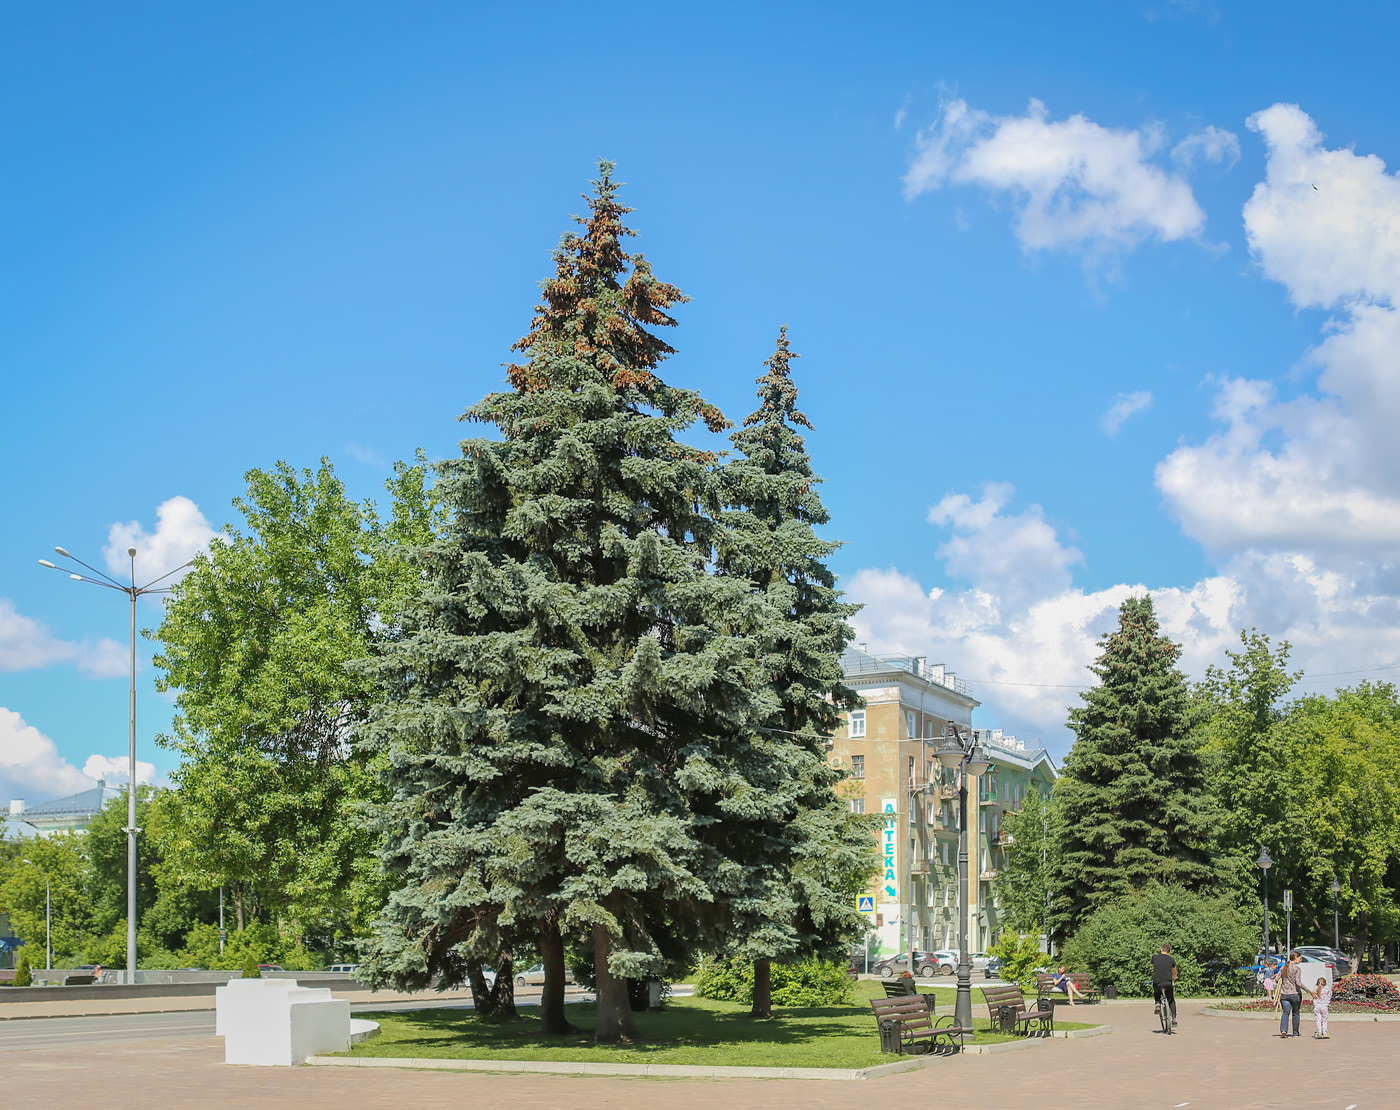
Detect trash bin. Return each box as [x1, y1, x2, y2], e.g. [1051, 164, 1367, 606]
[878, 1019, 903, 1054]
[1104, 984, 1118, 1000]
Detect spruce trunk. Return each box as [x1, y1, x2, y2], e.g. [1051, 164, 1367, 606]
[750, 958, 773, 1018]
[468, 956, 517, 1017]
[539, 919, 576, 1033]
[592, 925, 640, 1043]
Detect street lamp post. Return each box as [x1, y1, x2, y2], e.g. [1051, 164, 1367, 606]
[1257, 848, 1273, 955]
[1330, 876, 1342, 952]
[20, 859, 50, 973]
[936, 723, 990, 1040]
[38, 545, 192, 983]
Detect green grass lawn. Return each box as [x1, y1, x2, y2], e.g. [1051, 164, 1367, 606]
[337, 980, 1101, 1069]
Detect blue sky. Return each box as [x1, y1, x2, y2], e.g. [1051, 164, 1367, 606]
[5, 1, 1400, 803]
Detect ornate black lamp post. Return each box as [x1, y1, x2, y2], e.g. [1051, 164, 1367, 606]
[936, 723, 989, 1040]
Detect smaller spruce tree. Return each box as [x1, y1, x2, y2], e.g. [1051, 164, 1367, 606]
[12, 949, 32, 987]
[241, 952, 261, 979]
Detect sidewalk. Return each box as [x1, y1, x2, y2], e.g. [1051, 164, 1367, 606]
[0, 986, 486, 1021]
[5, 1002, 1393, 1109]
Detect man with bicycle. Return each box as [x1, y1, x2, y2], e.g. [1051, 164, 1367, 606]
[1152, 943, 1178, 1028]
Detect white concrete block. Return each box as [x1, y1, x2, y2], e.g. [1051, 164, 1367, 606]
[216, 977, 352, 1066]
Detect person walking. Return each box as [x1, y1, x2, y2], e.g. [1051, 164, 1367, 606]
[1312, 977, 1331, 1039]
[1276, 951, 1314, 1038]
[1151, 943, 1178, 1028]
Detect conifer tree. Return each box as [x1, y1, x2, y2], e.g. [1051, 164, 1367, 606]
[358, 164, 784, 1042]
[1052, 596, 1220, 935]
[716, 328, 872, 1018]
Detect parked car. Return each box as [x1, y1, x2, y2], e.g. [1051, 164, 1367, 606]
[256, 963, 284, 973]
[328, 963, 361, 975]
[983, 956, 1003, 980]
[872, 951, 944, 978]
[1296, 947, 1352, 976]
[514, 963, 575, 987]
[1252, 952, 1336, 990]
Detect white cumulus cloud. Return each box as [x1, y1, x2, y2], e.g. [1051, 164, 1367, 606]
[904, 97, 1208, 254]
[81, 754, 155, 785]
[0, 598, 127, 678]
[103, 496, 214, 588]
[1172, 125, 1241, 169]
[1100, 390, 1154, 436]
[0, 707, 95, 808]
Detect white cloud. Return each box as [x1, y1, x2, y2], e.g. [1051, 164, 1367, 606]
[346, 442, 387, 468]
[103, 496, 214, 588]
[0, 707, 95, 808]
[0, 598, 127, 678]
[1159, 106, 1400, 558]
[1100, 390, 1154, 436]
[904, 97, 1207, 254]
[81, 754, 155, 785]
[1172, 125, 1240, 169]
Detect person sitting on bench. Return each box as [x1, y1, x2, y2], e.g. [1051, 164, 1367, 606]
[1049, 965, 1082, 1006]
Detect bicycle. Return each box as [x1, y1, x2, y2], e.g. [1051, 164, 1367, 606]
[1154, 983, 1176, 1034]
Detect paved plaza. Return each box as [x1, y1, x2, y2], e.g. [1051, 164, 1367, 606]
[6, 1002, 1395, 1109]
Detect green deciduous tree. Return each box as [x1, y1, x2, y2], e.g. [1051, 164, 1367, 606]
[992, 783, 1058, 937]
[1053, 596, 1220, 935]
[359, 164, 808, 1042]
[154, 457, 437, 954]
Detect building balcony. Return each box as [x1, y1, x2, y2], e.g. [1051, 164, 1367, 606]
[936, 784, 958, 800]
[910, 861, 932, 875]
[979, 869, 998, 881]
[991, 831, 1014, 846]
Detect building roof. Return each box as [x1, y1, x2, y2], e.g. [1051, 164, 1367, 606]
[840, 646, 979, 706]
[973, 728, 1058, 780]
[15, 780, 121, 825]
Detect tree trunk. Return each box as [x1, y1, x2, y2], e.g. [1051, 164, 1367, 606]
[750, 959, 773, 1019]
[593, 924, 640, 1043]
[1353, 908, 1368, 972]
[467, 956, 518, 1017]
[234, 885, 245, 932]
[539, 918, 576, 1034]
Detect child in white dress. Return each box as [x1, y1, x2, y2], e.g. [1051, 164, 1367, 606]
[1312, 978, 1332, 1039]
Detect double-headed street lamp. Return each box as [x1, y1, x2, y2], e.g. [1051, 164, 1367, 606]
[38, 545, 192, 983]
[20, 859, 50, 972]
[1257, 847, 1273, 955]
[935, 723, 990, 1040]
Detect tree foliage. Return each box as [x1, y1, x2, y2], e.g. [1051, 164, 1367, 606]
[992, 783, 1057, 937]
[153, 457, 436, 953]
[358, 165, 860, 1043]
[1053, 596, 1221, 935]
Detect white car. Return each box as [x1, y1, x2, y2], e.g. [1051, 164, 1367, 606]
[514, 963, 575, 987]
[929, 950, 992, 975]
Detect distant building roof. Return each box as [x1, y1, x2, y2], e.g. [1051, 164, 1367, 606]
[10, 780, 121, 835]
[840, 645, 978, 702]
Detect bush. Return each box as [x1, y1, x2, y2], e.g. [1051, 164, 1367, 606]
[1060, 883, 1256, 998]
[1333, 974, 1400, 1006]
[241, 952, 261, 979]
[12, 949, 32, 987]
[693, 957, 853, 1007]
[988, 931, 1046, 992]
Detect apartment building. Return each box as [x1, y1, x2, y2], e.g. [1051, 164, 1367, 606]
[830, 647, 1056, 955]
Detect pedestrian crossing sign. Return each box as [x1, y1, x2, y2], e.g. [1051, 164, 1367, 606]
[857, 896, 875, 914]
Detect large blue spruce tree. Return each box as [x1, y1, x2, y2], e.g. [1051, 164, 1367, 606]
[359, 165, 810, 1041]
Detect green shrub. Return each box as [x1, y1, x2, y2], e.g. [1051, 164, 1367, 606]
[241, 952, 261, 979]
[12, 949, 32, 987]
[988, 931, 1046, 992]
[1060, 883, 1256, 998]
[693, 957, 852, 1007]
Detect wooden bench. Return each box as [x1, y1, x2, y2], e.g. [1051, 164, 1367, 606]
[982, 984, 1055, 1037]
[62, 974, 97, 986]
[1035, 972, 1101, 1004]
[870, 994, 968, 1055]
[882, 978, 920, 998]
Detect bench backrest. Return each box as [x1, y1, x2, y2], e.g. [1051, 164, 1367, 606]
[982, 984, 1031, 1013]
[1036, 972, 1092, 988]
[882, 979, 920, 998]
[871, 994, 934, 1031]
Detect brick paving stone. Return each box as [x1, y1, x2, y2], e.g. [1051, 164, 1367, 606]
[6, 1002, 1395, 1109]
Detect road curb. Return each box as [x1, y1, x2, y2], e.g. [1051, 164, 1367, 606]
[1200, 1007, 1400, 1023]
[306, 1054, 941, 1080]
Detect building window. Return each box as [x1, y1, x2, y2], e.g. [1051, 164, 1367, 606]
[848, 710, 866, 738]
[908, 756, 916, 784]
[942, 841, 950, 866]
[851, 754, 865, 779]
[906, 710, 917, 738]
[850, 798, 865, 815]
[925, 718, 935, 739]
